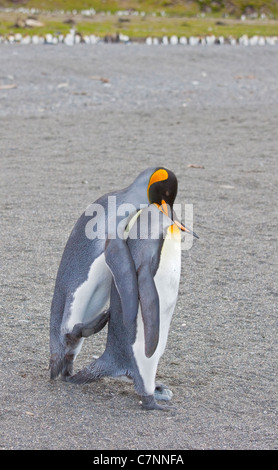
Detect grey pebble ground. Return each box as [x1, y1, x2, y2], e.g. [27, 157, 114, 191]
[0, 43, 277, 450]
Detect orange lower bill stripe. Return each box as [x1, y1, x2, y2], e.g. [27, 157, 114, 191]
[174, 220, 188, 232]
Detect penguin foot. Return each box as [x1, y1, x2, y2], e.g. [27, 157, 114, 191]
[50, 349, 74, 379]
[154, 383, 173, 401]
[49, 353, 63, 380]
[141, 395, 175, 412]
[65, 359, 107, 385]
[65, 368, 95, 384]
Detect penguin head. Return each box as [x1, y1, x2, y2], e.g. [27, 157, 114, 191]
[147, 168, 177, 210]
[148, 167, 199, 239]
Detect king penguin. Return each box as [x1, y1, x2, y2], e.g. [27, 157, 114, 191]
[49, 167, 185, 380]
[66, 172, 198, 410]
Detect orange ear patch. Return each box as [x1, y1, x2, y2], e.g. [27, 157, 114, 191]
[147, 169, 168, 199]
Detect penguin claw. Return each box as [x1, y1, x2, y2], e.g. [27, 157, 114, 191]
[65, 369, 91, 384]
[141, 395, 175, 412]
[64, 359, 107, 385]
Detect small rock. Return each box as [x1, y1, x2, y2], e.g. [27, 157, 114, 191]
[0, 84, 17, 90]
[187, 164, 205, 169]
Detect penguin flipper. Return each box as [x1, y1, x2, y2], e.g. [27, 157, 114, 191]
[104, 238, 139, 326]
[137, 262, 160, 358]
[69, 309, 110, 339]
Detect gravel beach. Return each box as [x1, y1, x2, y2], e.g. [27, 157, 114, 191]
[0, 43, 278, 450]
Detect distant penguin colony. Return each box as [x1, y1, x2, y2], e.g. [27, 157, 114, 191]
[1, 31, 278, 46]
[50, 167, 198, 410]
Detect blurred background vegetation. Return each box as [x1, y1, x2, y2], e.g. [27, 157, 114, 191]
[0, 0, 278, 17]
[0, 1, 277, 39]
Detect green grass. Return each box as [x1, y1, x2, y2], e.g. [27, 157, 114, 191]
[0, 0, 278, 17]
[1, 15, 278, 39]
[0, 1, 278, 39]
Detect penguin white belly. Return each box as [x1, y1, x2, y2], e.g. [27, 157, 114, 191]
[65, 253, 112, 332]
[132, 230, 181, 395]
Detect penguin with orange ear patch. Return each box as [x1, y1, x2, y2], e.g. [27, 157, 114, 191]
[49, 167, 185, 380]
[67, 170, 198, 411]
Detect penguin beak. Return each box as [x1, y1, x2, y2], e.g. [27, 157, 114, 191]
[157, 201, 199, 239]
[174, 219, 199, 239]
[154, 200, 169, 216]
[160, 200, 169, 216]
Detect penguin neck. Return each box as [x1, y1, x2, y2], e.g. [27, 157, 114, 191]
[119, 168, 157, 209]
[124, 185, 148, 209]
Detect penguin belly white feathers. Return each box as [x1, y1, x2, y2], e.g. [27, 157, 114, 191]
[64, 253, 112, 333]
[132, 225, 181, 396]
